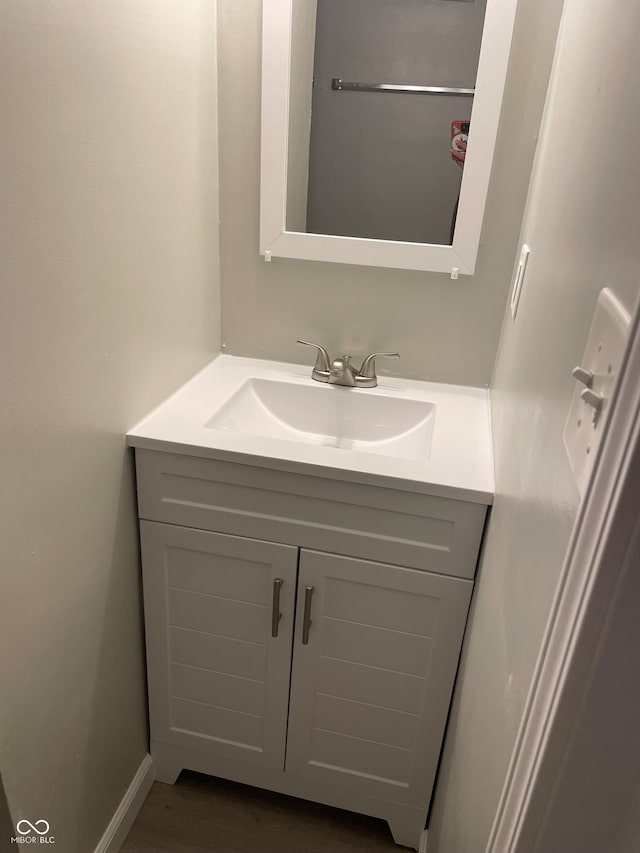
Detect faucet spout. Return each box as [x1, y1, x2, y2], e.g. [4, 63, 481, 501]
[329, 355, 357, 387]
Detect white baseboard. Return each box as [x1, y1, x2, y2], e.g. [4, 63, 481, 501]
[419, 828, 429, 852]
[93, 754, 155, 853]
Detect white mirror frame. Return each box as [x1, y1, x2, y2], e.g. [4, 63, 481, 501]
[260, 0, 518, 276]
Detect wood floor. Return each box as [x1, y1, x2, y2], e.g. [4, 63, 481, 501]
[120, 771, 404, 853]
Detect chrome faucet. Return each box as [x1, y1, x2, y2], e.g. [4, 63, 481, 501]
[296, 340, 400, 388]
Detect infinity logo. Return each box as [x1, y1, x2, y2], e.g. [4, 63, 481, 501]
[16, 820, 50, 836]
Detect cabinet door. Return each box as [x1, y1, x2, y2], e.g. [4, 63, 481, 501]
[286, 550, 473, 804]
[140, 521, 298, 770]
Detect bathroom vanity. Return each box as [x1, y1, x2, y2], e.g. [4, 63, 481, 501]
[128, 356, 493, 849]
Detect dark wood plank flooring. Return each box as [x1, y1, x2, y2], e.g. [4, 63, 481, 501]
[120, 771, 404, 853]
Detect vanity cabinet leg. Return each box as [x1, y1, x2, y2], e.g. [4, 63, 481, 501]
[151, 742, 182, 785]
[386, 810, 427, 851]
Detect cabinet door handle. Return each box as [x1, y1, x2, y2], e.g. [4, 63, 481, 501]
[271, 578, 283, 638]
[302, 585, 314, 645]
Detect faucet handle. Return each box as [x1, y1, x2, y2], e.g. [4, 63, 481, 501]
[358, 352, 400, 380]
[296, 340, 331, 374]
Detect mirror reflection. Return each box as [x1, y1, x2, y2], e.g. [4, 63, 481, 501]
[286, 0, 487, 246]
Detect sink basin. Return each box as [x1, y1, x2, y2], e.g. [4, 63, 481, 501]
[127, 355, 494, 503]
[205, 378, 435, 461]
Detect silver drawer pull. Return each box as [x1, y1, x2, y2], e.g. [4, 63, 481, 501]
[302, 585, 314, 645]
[271, 578, 283, 638]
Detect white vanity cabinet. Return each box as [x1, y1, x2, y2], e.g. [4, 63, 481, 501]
[134, 448, 487, 849]
[285, 550, 473, 806]
[140, 522, 298, 771]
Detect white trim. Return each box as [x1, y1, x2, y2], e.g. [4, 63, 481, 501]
[486, 296, 640, 853]
[260, 0, 518, 274]
[93, 754, 155, 853]
[419, 828, 430, 853]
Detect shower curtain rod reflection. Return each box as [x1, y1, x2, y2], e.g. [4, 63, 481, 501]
[331, 78, 475, 96]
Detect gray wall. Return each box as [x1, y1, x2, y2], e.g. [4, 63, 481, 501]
[0, 2, 220, 852]
[218, 0, 562, 387]
[306, 0, 485, 245]
[427, 0, 640, 845]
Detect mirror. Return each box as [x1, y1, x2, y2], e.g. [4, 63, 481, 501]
[261, 0, 517, 274]
[287, 0, 486, 246]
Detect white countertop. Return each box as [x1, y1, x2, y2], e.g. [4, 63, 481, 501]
[127, 355, 494, 505]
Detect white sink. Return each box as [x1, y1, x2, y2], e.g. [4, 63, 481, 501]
[127, 356, 494, 503]
[205, 378, 435, 461]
